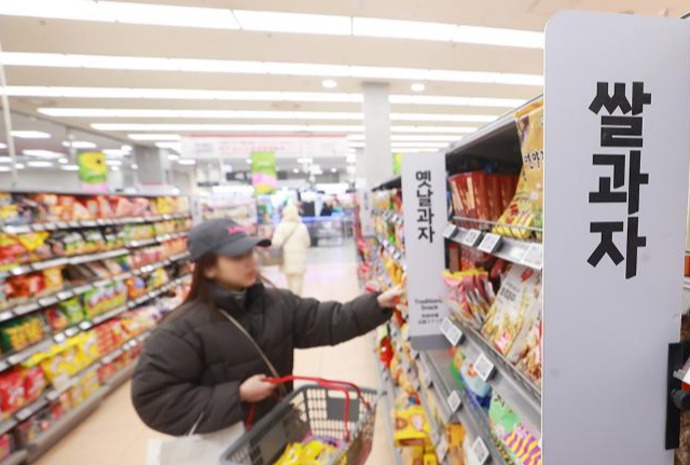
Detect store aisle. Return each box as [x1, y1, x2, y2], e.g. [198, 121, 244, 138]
[35, 243, 393, 465]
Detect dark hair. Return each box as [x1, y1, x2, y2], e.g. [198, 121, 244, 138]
[182, 253, 217, 306]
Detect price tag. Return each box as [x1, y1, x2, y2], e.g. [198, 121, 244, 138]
[462, 229, 482, 247]
[410, 349, 419, 360]
[81, 220, 97, 227]
[412, 378, 421, 391]
[57, 291, 73, 301]
[478, 233, 502, 254]
[421, 366, 433, 388]
[432, 431, 440, 446]
[43, 223, 57, 231]
[32, 223, 46, 231]
[447, 390, 461, 413]
[521, 243, 543, 269]
[0, 311, 13, 322]
[53, 333, 66, 344]
[441, 317, 463, 346]
[475, 353, 496, 382]
[56, 222, 68, 229]
[443, 224, 458, 239]
[0, 360, 9, 372]
[13, 304, 37, 315]
[472, 437, 490, 465]
[39, 296, 58, 307]
[436, 436, 449, 461]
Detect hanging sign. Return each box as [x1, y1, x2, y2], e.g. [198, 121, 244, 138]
[544, 12, 690, 465]
[250, 151, 277, 195]
[402, 152, 448, 350]
[77, 152, 108, 192]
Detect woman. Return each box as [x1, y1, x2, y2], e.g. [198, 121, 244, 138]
[131, 218, 400, 437]
[272, 204, 311, 295]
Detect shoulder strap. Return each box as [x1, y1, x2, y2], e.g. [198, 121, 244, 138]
[281, 224, 299, 245]
[218, 310, 288, 397]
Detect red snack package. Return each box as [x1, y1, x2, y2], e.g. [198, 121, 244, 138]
[448, 174, 467, 220]
[497, 174, 519, 212]
[466, 172, 491, 222]
[0, 370, 26, 415]
[486, 174, 503, 221]
[23, 367, 46, 402]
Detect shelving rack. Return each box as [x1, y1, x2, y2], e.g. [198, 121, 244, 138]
[0, 192, 193, 463]
[369, 96, 545, 464]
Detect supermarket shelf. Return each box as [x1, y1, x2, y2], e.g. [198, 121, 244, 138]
[372, 209, 403, 226]
[128, 274, 192, 309]
[0, 213, 191, 235]
[131, 252, 190, 276]
[0, 450, 28, 465]
[0, 248, 130, 280]
[375, 235, 405, 270]
[372, 350, 403, 465]
[372, 176, 402, 191]
[442, 317, 541, 436]
[445, 224, 542, 270]
[126, 229, 190, 248]
[420, 351, 509, 465]
[25, 387, 107, 462]
[104, 362, 137, 395]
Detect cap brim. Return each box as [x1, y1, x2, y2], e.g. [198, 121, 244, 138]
[216, 236, 272, 257]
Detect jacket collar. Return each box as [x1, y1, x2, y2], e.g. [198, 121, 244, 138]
[211, 281, 264, 316]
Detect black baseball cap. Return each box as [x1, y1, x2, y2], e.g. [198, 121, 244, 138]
[188, 218, 271, 262]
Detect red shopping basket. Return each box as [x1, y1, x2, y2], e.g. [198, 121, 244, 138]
[220, 375, 380, 465]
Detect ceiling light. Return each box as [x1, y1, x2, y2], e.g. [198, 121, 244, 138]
[101, 124, 364, 132]
[331, 168, 338, 173]
[293, 168, 300, 174]
[353, 17, 455, 41]
[100, 1, 239, 29]
[392, 113, 496, 122]
[128, 134, 181, 141]
[0, 52, 543, 86]
[23, 150, 63, 159]
[111, 165, 120, 171]
[4, 86, 524, 108]
[168, 154, 180, 161]
[246, 158, 252, 164]
[177, 159, 196, 165]
[410, 83, 426, 92]
[0, 166, 11, 172]
[58, 157, 69, 164]
[0, 156, 9, 162]
[14, 163, 24, 170]
[322, 79, 338, 89]
[106, 160, 122, 166]
[131, 164, 138, 169]
[155, 142, 182, 151]
[0, 143, 6, 149]
[62, 140, 96, 149]
[61, 164, 79, 171]
[27, 161, 54, 168]
[0, 0, 112, 22]
[11, 130, 50, 139]
[121, 144, 132, 151]
[346, 154, 357, 163]
[453, 25, 543, 49]
[392, 126, 475, 134]
[233, 10, 350, 35]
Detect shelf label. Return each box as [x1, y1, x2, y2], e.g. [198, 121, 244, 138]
[521, 243, 543, 269]
[0, 312, 13, 322]
[474, 353, 496, 382]
[472, 437, 490, 465]
[478, 233, 503, 254]
[436, 436, 449, 461]
[443, 224, 458, 239]
[462, 229, 482, 247]
[421, 365, 433, 388]
[441, 317, 463, 346]
[447, 390, 461, 413]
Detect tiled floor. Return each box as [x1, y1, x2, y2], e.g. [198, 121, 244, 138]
[34, 242, 393, 465]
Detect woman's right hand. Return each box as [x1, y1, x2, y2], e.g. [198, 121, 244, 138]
[239, 374, 278, 403]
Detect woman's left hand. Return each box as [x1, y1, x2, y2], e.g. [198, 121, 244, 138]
[377, 285, 404, 309]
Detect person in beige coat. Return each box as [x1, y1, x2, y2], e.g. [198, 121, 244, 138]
[272, 204, 311, 295]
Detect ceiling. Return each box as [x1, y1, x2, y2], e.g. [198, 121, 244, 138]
[0, 0, 686, 173]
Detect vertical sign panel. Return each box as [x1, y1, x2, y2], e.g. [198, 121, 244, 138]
[77, 152, 108, 192]
[544, 12, 690, 465]
[403, 152, 448, 350]
[358, 189, 374, 238]
[250, 151, 276, 195]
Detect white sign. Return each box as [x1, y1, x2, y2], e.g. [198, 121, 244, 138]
[181, 135, 348, 160]
[447, 390, 461, 413]
[441, 317, 464, 346]
[474, 353, 496, 383]
[402, 152, 449, 350]
[471, 437, 490, 465]
[357, 189, 374, 238]
[544, 12, 690, 465]
[478, 233, 502, 254]
[462, 229, 482, 247]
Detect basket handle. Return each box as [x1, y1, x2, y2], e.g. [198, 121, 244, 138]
[266, 375, 368, 442]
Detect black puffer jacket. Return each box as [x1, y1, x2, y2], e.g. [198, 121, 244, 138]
[131, 282, 391, 436]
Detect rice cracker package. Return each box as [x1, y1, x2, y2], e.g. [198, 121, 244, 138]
[493, 99, 544, 240]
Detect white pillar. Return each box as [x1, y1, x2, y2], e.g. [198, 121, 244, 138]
[359, 82, 392, 188]
[134, 146, 169, 188]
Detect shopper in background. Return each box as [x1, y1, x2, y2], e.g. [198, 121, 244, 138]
[272, 204, 311, 295]
[320, 200, 334, 216]
[131, 218, 401, 445]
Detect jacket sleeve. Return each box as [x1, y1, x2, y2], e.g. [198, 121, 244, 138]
[271, 224, 286, 247]
[131, 328, 244, 436]
[290, 292, 392, 348]
[299, 224, 311, 248]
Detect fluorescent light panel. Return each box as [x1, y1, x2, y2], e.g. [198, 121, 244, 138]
[23, 150, 63, 159]
[39, 108, 498, 123]
[0, 52, 543, 86]
[97, 124, 475, 134]
[128, 134, 181, 141]
[27, 160, 54, 168]
[62, 140, 96, 148]
[5, 87, 525, 108]
[348, 134, 460, 142]
[11, 130, 51, 139]
[0, 2, 542, 48]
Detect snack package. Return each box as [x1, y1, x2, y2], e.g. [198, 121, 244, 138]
[493, 99, 544, 240]
[401, 446, 424, 465]
[514, 316, 542, 385]
[0, 433, 11, 461]
[23, 366, 46, 402]
[460, 360, 492, 409]
[489, 392, 542, 465]
[486, 174, 503, 221]
[58, 298, 85, 326]
[394, 407, 432, 448]
[0, 370, 26, 415]
[481, 265, 541, 357]
[43, 267, 64, 293]
[443, 270, 495, 330]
